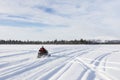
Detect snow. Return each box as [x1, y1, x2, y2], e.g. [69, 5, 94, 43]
[0, 45, 120, 80]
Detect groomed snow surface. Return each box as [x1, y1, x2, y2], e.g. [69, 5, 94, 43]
[0, 45, 120, 80]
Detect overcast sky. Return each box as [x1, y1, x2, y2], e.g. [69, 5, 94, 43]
[0, 0, 120, 41]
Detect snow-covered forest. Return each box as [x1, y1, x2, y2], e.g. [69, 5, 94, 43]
[0, 39, 120, 44]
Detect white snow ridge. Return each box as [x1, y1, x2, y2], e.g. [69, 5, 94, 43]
[0, 45, 120, 80]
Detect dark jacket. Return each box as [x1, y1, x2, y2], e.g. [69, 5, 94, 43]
[39, 47, 48, 54]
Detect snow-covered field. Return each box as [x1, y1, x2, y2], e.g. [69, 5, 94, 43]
[0, 45, 120, 80]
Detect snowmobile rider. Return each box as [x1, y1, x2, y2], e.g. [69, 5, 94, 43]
[39, 46, 48, 55]
[38, 46, 50, 58]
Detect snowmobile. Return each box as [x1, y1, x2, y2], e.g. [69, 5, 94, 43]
[37, 46, 51, 58]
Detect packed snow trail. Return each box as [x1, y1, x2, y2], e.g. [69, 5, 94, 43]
[0, 45, 120, 80]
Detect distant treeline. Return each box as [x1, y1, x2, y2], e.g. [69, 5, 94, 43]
[0, 39, 120, 44]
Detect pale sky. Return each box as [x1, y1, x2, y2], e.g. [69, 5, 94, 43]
[0, 0, 120, 41]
